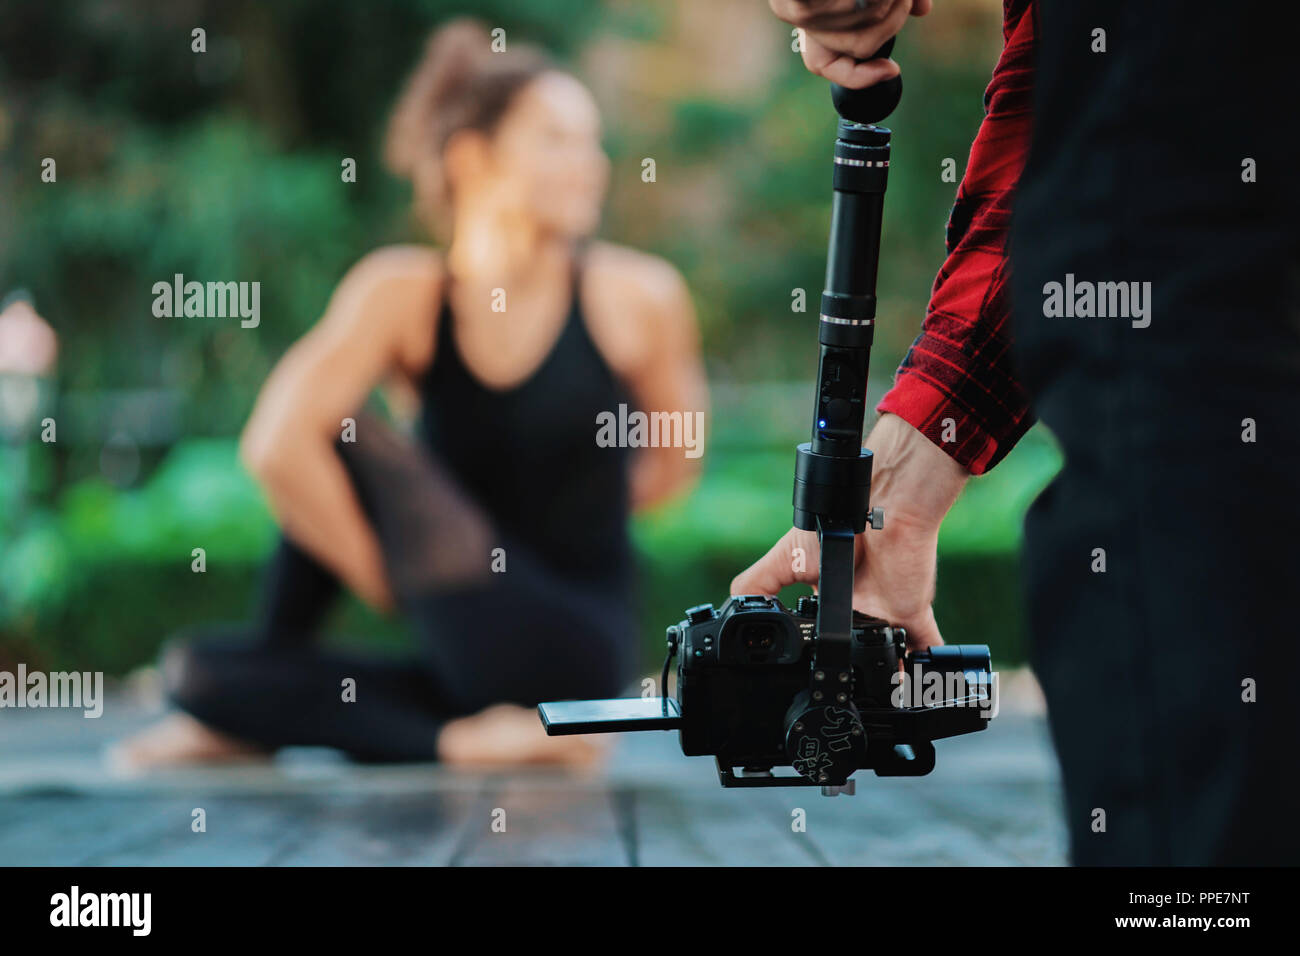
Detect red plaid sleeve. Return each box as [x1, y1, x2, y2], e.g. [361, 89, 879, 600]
[876, 0, 1036, 475]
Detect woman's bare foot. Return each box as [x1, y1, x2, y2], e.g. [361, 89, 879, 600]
[436, 704, 610, 769]
[106, 713, 269, 772]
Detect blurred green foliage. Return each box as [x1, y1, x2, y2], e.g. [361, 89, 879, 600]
[2, 423, 1059, 674]
[0, 0, 1051, 676]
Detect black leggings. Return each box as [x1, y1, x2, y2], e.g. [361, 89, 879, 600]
[161, 414, 636, 762]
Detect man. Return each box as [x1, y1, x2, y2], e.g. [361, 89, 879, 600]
[736, 0, 1299, 864]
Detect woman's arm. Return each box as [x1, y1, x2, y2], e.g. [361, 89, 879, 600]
[588, 248, 709, 511]
[239, 247, 440, 610]
[627, 271, 708, 510]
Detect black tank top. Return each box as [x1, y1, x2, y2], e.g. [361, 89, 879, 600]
[418, 246, 633, 586]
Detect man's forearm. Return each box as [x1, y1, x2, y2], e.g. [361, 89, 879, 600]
[867, 412, 969, 529]
[876, 0, 1037, 475]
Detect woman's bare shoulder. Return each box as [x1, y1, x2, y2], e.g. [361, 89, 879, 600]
[583, 240, 695, 373]
[340, 244, 443, 298]
[585, 240, 687, 304]
[329, 245, 445, 370]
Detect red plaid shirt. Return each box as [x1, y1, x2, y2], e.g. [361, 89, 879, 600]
[876, 0, 1036, 474]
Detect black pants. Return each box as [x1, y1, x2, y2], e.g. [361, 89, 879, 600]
[162, 416, 635, 762]
[1011, 2, 1300, 865]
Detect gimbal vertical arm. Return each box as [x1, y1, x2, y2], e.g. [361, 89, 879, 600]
[783, 44, 903, 786]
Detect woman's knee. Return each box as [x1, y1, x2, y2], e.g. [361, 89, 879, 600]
[333, 412, 498, 597]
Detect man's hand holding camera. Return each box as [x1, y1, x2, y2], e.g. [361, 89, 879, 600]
[736, 3, 961, 653]
[732, 413, 968, 652]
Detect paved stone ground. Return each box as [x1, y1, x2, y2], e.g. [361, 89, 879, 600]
[0, 690, 1067, 866]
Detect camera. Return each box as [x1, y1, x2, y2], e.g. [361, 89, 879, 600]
[540, 61, 996, 793]
[538, 593, 994, 790]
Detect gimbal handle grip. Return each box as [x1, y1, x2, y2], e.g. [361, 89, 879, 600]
[829, 37, 902, 124]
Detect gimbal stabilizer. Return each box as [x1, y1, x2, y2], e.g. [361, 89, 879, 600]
[538, 45, 994, 792]
[786, 51, 904, 783]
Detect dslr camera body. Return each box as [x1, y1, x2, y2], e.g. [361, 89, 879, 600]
[673, 594, 992, 785]
[539, 592, 994, 790]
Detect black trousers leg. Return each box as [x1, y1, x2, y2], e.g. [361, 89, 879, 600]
[255, 536, 342, 648]
[161, 629, 446, 762]
[336, 413, 636, 715]
[165, 413, 635, 761]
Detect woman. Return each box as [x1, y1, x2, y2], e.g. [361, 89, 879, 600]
[115, 18, 707, 769]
